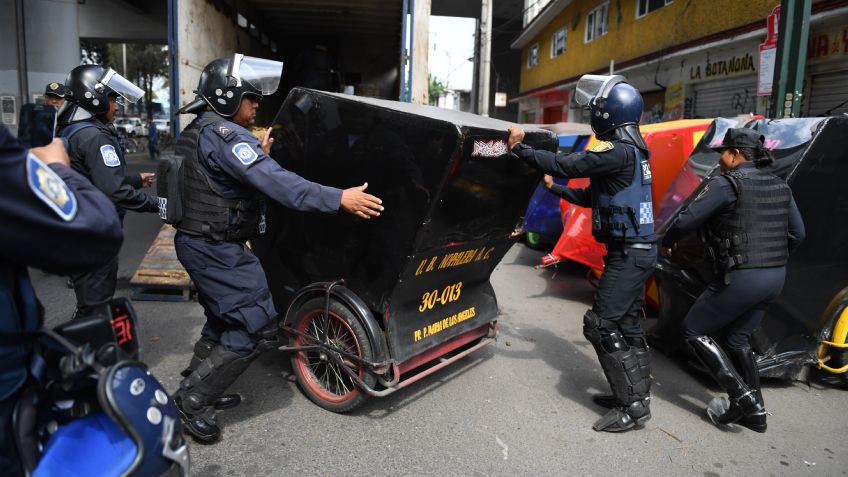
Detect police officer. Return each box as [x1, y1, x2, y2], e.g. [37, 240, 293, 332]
[44, 81, 66, 111]
[508, 75, 655, 432]
[16, 82, 66, 148]
[0, 125, 123, 476]
[662, 128, 805, 432]
[168, 54, 384, 443]
[57, 65, 159, 319]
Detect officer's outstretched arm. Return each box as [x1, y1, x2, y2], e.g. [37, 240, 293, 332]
[661, 177, 735, 247]
[787, 194, 805, 253]
[217, 140, 344, 214]
[0, 138, 123, 274]
[78, 132, 158, 213]
[549, 183, 592, 207]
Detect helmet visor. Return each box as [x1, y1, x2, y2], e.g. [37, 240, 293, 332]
[230, 54, 284, 96]
[99, 68, 144, 104]
[574, 74, 626, 107]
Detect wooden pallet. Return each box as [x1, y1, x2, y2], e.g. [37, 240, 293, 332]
[130, 225, 193, 301]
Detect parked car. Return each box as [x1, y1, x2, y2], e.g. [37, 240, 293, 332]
[115, 117, 146, 137]
[152, 118, 169, 134]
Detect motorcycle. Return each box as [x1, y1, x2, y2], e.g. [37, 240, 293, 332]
[11, 298, 189, 476]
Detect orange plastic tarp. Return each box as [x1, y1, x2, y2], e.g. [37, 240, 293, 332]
[542, 119, 714, 275]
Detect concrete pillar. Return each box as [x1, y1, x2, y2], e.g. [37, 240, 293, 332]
[411, 0, 431, 104]
[477, 0, 492, 117]
[0, 0, 78, 133]
[24, 0, 80, 95]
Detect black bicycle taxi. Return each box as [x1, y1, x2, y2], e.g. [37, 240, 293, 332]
[254, 89, 556, 411]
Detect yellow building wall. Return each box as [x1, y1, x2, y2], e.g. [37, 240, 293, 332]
[520, 0, 779, 93]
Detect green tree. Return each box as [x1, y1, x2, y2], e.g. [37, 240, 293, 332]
[428, 74, 447, 106]
[106, 44, 169, 116]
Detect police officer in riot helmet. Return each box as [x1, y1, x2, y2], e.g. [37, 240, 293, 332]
[57, 65, 159, 320]
[662, 128, 805, 432]
[169, 54, 383, 443]
[508, 75, 656, 432]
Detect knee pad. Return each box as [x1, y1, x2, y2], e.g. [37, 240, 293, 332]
[583, 309, 628, 355]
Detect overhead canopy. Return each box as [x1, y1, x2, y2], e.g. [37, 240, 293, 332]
[247, 0, 403, 37]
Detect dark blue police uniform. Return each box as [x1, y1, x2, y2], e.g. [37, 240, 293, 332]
[662, 162, 806, 350]
[0, 125, 122, 475]
[60, 119, 158, 318]
[514, 139, 658, 337]
[176, 112, 342, 356]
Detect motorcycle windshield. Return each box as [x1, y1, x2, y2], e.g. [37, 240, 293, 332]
[574, 74, 625, 107]
[230, 54, 284, 96]
[99, 68, 144, 104]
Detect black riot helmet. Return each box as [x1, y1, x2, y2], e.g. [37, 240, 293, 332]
[178, 54, 284, 117]
[58, 65, 144, 125]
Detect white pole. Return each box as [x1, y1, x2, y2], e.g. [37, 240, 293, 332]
[478, 0, 493, 117]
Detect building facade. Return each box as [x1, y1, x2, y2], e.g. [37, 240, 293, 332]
[511, 0, 848, 124]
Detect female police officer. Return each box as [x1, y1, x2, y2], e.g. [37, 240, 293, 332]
[166, 54, 384, 443]
[508, 75, 655, 433]
[662, 127, 805, 432]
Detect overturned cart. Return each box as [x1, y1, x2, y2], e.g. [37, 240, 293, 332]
[254, 89, 556, 412]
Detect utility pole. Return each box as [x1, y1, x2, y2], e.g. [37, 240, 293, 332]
[770, 0, 811, 118]
[15, 0, 29, 106]
[411, 0, 431, 104]
[477, 0, 493, 117]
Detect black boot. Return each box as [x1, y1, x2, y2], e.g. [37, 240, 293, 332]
[176, 345, 256, 443]
[728, 347, 767, 432]
[687, 336, 764, 427]
[583, 311, 652, 432]
[181, 339, 242, 410]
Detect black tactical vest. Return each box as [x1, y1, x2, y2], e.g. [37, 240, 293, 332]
[173, 118, 263, 241]
[590, 143, 654, 241]
[707, 167, 791, 271]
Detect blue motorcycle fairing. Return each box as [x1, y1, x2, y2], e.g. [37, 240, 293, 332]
[33, 412, 137, 477]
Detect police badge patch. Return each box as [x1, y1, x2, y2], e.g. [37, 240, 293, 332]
[589, 141, 614, 153]
[100, 145, 121, 167]
[232, 142, 259, 165]
[26, 153, 77, 221]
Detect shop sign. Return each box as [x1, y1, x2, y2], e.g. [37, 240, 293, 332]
[807, 27, 848, 60]
[663, 81, 684, 121]
[689, 53, 756, 81]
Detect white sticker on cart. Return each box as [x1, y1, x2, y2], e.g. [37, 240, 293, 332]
[471, 140, 509, 158]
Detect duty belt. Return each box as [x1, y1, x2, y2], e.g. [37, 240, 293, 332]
[627, 243, 653, 250]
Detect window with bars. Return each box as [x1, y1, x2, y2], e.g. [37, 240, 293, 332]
[585, 2, 609, 43]
[528, 43, 540, 68]
[551, 27, 567, 57]
[637, 0, 673, 18]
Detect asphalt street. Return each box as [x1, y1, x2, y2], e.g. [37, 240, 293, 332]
[31, 152, 847, 476]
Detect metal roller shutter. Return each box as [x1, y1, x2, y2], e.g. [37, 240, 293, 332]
[807, 70, 848, 116]
[692, 75, 757, 118]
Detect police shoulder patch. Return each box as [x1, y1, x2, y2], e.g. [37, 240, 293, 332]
[213, 123, 235, 141]
[26, 153, 77, 222]
[232, 142, 259, 165]
[589, 141, 614, 153]
[100, 144, 121, 167]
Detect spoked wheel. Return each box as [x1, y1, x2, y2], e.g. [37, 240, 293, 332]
[290, 297, 375, 412]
